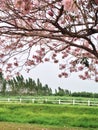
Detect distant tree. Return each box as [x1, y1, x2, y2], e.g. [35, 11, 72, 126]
[54, 89, 58, 95]
[55, 87, 65, 96]
[25, 78, 37, 94]
[8, 75, 26, 94]
[36, 78, 42, 95]
[65, 89, 71, 95]
[71, 91, 94, 98]
[0, 72, 7, 94]
[42, 84, 52, 95]
[8, 76, 53, 95]
[1, 79, 6, 95]
[48, 87, 53, 96]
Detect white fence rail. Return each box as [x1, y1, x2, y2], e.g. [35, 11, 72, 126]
[0, 98, 98, 106]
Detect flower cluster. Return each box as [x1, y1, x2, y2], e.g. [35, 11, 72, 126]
[0, 0, 97, 82]
[62, 0, 77, 11]
[15, 0, 32, 14]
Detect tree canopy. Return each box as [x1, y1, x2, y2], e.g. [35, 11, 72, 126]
[0, 0, 98, 81]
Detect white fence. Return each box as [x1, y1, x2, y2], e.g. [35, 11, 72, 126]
[0, 98, 98, 106]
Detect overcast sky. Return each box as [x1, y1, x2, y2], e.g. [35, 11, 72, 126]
[22, 62, 98, 93]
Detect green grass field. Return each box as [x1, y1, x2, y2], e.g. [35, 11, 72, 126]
[0, 102, 98, 129]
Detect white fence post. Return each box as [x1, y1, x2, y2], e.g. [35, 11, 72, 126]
[45, 99, 47, 103]
[88, 100, 90, 106]
[32, 99, 35, 103]
[59, 99, 61, 104]
[8, 98, 10, 102]
[73, 99, 75, 105]
[20, 98, 22, 103]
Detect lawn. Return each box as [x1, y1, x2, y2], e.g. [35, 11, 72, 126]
[0, 103, 98, 129]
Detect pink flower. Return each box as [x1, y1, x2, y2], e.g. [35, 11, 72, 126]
[62, 0, 77, 12]
[0, 68, 2, 72]
[7, 63, 12, 68]
[79, 75, 86, 80]
[95, 0, 98, 4]
[48, 10, 54, 17]
[0, 53, 4, 58]
[62, 72, 68, 78]
[95, 76, 98, 82]
[59, 64, 66, 70]
[58, 74, 62, 78]
[26, 60, 35, 66]
[44, 58, 50, 62]
[78, 66, 84, 71]
[14, 62, 18, 66]
[15, 0, 32, 14]
[15, 0, 24, 9]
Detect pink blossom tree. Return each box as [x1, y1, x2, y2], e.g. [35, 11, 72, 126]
[0, 0, 98, 81]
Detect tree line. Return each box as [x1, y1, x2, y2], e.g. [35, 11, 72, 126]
[0, 72, 98, 98]
[0, 73, 52, 96]
[54, 88, 98, 98]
